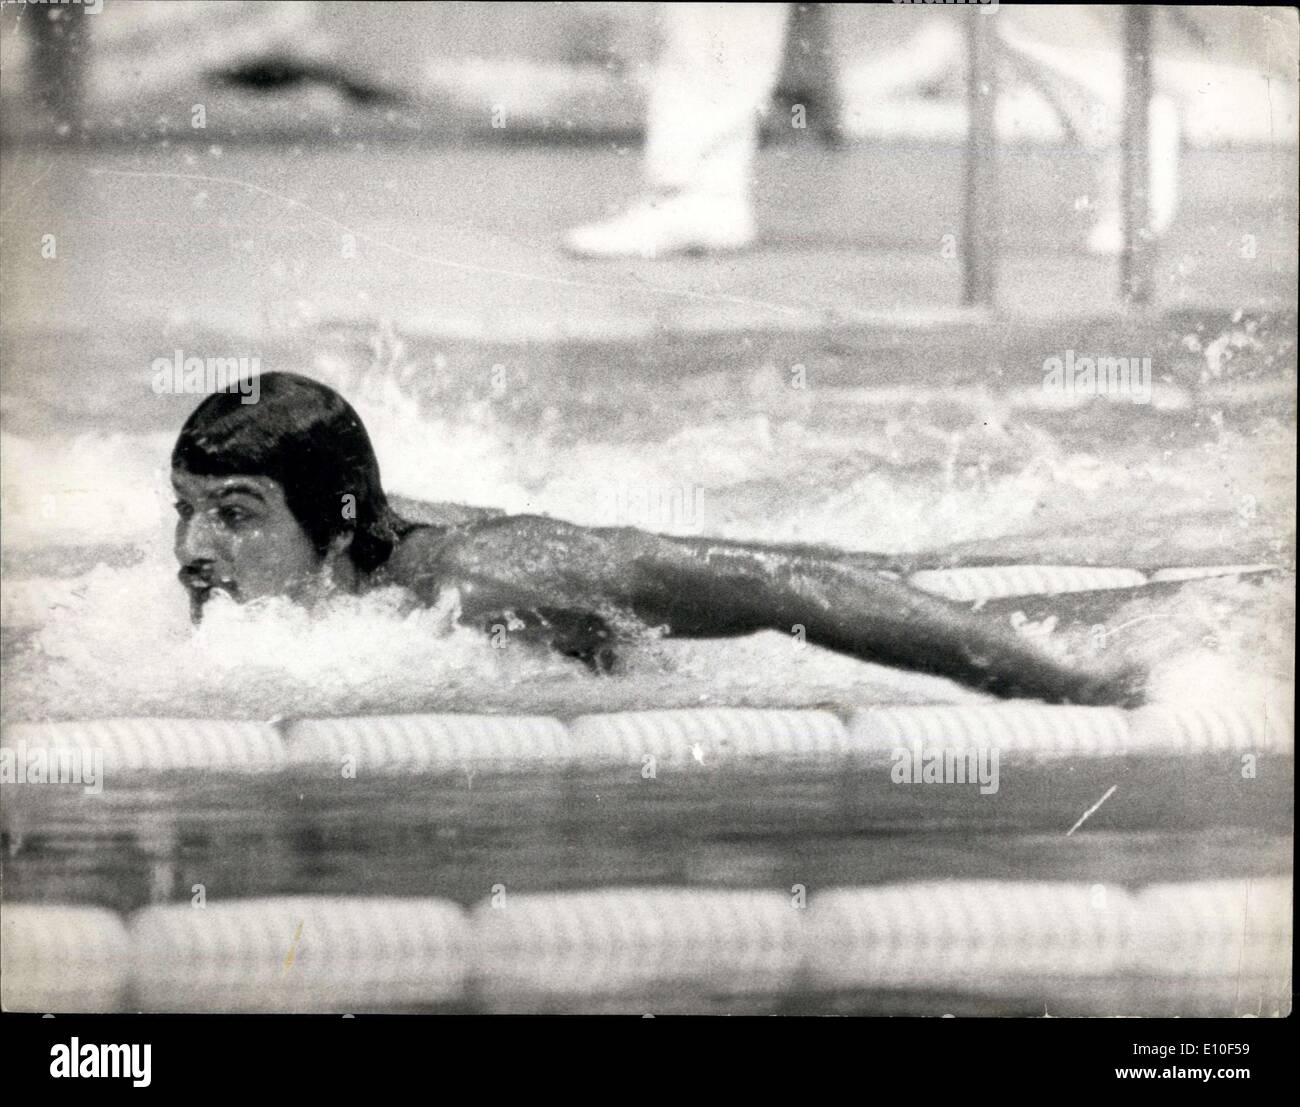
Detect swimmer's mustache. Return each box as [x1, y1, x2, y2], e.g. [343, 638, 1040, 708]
[177, 568, 239, 597]
[179, 569, 238, 625]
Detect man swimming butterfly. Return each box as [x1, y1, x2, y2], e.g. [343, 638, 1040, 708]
[171, 372, 1144, 705]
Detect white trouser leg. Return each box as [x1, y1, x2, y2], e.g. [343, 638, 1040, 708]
[644, 2, 791, 201]
[998, 8, 1180, 253]
[1009, 67, 1179, 251]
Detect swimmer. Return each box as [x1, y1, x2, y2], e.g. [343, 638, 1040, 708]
[172, 372, 1145, 705]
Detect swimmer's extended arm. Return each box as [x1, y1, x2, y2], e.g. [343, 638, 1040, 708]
[625, 538, 1144, 705]
[423, 517, 1143, 705]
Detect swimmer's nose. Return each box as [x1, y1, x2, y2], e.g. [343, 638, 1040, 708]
[176, 512, 220, 565]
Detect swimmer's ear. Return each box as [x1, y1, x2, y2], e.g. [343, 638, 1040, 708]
[326, 530, 354, 558]
[321, 531, 356, 592]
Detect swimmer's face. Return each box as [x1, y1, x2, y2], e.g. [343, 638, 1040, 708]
[172, 469, 328, 621]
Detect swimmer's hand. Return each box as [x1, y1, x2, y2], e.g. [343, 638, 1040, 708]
[1072, 662, 1149, 709]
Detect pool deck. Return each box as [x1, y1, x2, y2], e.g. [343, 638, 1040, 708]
[0, 140, 1295, 349]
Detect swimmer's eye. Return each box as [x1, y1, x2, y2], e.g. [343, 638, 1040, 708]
[218, 506, 252, 526]
[174, 501, 195, 520]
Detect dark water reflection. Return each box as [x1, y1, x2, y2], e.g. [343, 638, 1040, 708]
[4, 758, 1291, 913]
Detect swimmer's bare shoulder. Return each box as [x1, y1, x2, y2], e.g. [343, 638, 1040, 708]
[387, 495, 503, 529]
[380, 513, 649, 608]
[374, 524, 453, 599]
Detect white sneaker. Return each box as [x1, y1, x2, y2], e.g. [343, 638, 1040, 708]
[564, 191, 756, 259]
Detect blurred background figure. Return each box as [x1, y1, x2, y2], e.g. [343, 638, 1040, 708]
[560, 2, 967, 260]
[564, 3, 791, 259]
[560, 4, 1275, 260]
[997, 5, 1180, 255]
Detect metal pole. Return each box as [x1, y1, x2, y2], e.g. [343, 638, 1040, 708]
[1121, 6, 1155, 305]
[963, 9, 998, 307]
[27, 2, 91, 133]
[779, 3, 844, 147]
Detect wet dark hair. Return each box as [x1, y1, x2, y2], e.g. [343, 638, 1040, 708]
[171, 372, 410, 573]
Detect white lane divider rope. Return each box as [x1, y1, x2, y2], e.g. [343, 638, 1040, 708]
[128, 896, 471, 1013]
[909, 562, 1277, 602]
[0, 719, 286, 773]
[285, 713, 572, 771]
[910, 566, 1148, 601]
[0, 904, 131, 1013]
[569, 708, 850, 765]
[2, 879, 1289, 1013]
[849, 704, 1132, 756]
[2, 700, 1292, 778]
